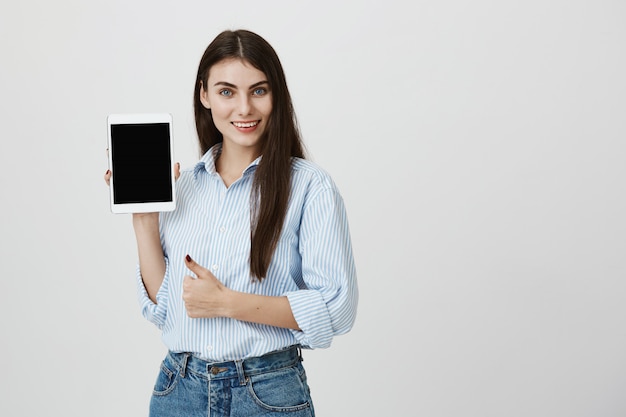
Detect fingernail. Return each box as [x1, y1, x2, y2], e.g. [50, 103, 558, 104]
[186, 254, 192, 262]
[106, 169, 110, 174]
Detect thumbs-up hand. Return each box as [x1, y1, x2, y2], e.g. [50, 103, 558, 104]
[182, 254, 231, 318]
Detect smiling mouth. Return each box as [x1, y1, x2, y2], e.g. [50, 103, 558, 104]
[232, 121, 259, 128]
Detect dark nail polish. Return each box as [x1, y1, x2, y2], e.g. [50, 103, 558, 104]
[186, 254, 192, 262]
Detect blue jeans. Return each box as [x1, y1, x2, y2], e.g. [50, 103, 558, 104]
[149, 346, 315, 417]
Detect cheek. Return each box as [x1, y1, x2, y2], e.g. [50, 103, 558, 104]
[210, 105, 232, 123]
[260, 100, 273, 118]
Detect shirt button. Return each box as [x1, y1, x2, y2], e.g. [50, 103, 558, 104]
[219, 226, 226, 233]
[207, 345, 213, 352]
[212, 264, 219, 272]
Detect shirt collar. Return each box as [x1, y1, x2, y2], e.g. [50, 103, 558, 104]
[193, 143, 262, 178]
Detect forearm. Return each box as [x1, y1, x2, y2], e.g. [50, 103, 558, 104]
[133, 214, 165, 303]
[226, 292, 300, 330]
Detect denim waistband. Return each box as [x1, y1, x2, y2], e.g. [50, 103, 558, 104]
[167, 345, 302, 384]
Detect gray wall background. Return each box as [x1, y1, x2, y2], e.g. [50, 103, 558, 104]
[1, 1, 625, 416]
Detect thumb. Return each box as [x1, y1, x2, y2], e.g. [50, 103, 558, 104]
[185, 254, 207, 278]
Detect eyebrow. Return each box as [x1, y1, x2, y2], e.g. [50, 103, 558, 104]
[213, 80, 269, 89]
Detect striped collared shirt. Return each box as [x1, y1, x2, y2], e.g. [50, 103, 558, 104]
[137, 144, 358, 361]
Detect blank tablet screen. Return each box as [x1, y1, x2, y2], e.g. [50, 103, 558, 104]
[110, 123, 173, 204]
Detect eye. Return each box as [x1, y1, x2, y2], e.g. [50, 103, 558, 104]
[219, 89, 233, 97]
[252, 87, 267, 96]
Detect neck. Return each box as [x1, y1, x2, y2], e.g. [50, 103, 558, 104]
[215, 143, 260, 187]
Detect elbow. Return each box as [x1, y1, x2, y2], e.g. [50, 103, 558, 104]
[333, 304, 358, 336]
[333, 285, 359, 335]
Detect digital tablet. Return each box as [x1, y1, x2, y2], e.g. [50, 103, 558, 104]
[106, 113, 176, 214]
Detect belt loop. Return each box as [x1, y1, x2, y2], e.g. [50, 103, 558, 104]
[297, 345, 303, 362]
[235, 359, 248, 386]
[180, 353, 189, 378]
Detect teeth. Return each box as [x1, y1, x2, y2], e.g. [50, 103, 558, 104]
[233, 121, 258, 128]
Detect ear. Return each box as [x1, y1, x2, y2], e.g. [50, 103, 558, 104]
[199, 81, 211, 109]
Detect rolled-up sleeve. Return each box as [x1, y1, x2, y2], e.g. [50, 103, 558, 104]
[286, 187, 358, 348]
[136, 256, 170, 329]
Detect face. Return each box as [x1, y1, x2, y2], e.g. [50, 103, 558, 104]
[200, 58, 272, 155]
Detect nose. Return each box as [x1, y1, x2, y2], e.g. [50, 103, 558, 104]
[237, 95, 251, 116]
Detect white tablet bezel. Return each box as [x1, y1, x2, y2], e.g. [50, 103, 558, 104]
[106, 113, 176, 214]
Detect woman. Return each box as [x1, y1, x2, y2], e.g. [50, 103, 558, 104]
[106, 29, 357, 416]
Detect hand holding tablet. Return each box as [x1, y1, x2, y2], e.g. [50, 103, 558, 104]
[106, 113, 177, 214]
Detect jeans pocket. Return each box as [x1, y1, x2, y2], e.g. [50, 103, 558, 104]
[152, 357, 181, 396]
[246, 364, 312, 412]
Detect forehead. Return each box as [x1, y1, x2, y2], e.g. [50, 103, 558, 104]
[207, 58, 267, 85]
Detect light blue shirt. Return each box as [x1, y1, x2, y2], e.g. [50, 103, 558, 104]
[137, 144, 358, 361]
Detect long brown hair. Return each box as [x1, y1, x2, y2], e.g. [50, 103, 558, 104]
[193, 30, 305, 280]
